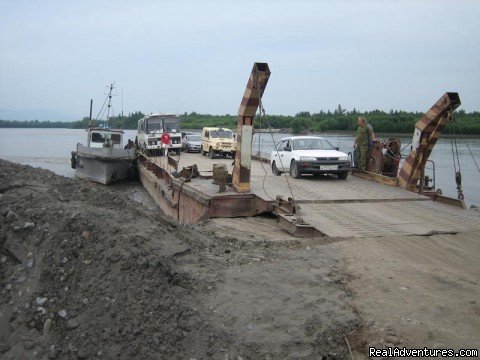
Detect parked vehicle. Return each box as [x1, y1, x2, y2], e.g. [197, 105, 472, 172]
[182, 134, 202, 152]
[200, 127, 236, 159]
[137, 114, 182, 155]
[270, 136, 350, 179]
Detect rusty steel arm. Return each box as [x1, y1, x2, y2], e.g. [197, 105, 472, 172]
[398, 92, 461, 191]
[232, 63, 271, 193]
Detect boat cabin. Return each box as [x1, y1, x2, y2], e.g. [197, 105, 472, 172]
[86, 128, 125, 149]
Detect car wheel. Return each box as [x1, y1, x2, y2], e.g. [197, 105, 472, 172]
[231, 152, 236, 159]
[272, 161, 281, 176]
[290, 160, 301, 179]
[338, 171, 349, 180]
[209, 147, 215, 159]
[201, 148, 206, 156]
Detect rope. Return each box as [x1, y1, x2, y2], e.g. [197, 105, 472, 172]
[254, 101, 273, 200]
[454, 121, 480, 173]
[253, 76, 297, 208]
[94, 95, 109, 122]
[450, 130, 458, 174]
[400, 140, 412, 155]
[176, 127, 183, 165]
[378, 138, 403, 160]
[448, 111, 464, 200]
[255, 99, 277, 201]
[94, 83, 115, 127]
[344, 334, 355, 360]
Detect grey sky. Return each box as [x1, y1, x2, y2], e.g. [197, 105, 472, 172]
[0, 0, 479, 120]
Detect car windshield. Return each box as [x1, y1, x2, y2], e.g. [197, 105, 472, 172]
[186, 135, 200, 141]
[211, 130, 233, 139]
[292, 138, 335, 150]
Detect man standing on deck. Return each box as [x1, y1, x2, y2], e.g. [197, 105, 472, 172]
[161, 132, 171, 157]
[354, 117, 374, 171]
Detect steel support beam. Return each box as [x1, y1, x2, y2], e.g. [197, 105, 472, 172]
[398, 92, 460, 191]
[232, 63, 270, 193]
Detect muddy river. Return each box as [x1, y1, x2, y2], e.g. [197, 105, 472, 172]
[0, 128, 479, 206]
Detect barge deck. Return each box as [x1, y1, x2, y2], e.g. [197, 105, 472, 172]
[138, 153, 480, 238]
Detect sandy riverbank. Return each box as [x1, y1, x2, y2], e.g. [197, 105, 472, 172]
[0, 160, 359, 359]
[2, 159, 479, 359]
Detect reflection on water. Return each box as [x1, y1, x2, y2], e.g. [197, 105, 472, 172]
[1, 128, 479, 206]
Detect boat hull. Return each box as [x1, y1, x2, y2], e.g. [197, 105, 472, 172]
[73, 145, 137, 185]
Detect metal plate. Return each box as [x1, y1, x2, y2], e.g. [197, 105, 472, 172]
[240, 125, 253, 168]
[298, 201, 480, 238]
[320, 165, 338, 170]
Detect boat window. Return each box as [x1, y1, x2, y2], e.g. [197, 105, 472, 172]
[111, 134, 121, 144]
[146, 119, 162, 133]
[210, 130, 233, 139]
[292, 138, 335, 151]
[164, 118, 180, 133]
[91, 133, 105, 143]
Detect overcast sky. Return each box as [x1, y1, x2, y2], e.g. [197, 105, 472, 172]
[0, 0, 479, 120]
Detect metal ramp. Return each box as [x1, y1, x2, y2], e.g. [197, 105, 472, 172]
[144, 153, 479, 238]
[297, 200, 480, 238]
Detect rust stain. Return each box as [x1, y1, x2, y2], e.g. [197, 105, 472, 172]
[398, 92, 461, 189]
[233, 63, 271, 193]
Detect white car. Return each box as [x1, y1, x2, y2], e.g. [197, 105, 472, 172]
[270, 136, 351, 179]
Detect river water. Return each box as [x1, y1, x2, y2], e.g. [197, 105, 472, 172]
[1, 128, 479, 206]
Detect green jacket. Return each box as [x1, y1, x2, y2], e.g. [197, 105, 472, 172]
[356, 125, 373, 147]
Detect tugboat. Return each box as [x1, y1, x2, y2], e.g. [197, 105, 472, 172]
[71, 84, 137, 185]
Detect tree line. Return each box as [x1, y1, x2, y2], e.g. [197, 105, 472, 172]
[1, 107, 479, 134]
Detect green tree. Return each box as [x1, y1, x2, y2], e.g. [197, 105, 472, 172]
[334, 104, 346, 115]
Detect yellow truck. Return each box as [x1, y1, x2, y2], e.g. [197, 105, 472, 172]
[201, 127, 236, 159]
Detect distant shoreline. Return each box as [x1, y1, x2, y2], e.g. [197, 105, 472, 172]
[2, 110, 480, 135]
[2, 127, 480, 138]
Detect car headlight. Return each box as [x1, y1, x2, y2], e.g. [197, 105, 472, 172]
[339, 156, 349, 161]
[300, 156, 316, 162]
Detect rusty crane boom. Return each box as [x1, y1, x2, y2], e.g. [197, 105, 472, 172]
[232, 63, 271, 193]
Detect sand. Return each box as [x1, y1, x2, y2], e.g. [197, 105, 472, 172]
[0, 160, 358, 359]
[2, 159, 478, 359]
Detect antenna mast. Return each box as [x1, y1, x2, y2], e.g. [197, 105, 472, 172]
[106, 83, 115, 128]
[88, 99, 93, 128]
